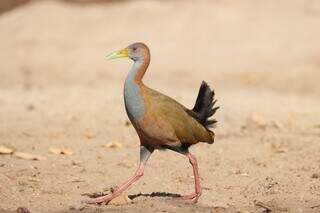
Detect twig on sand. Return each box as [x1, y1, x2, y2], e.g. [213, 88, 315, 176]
[254, 200, 273, 212]
[310, 204, 320, 209]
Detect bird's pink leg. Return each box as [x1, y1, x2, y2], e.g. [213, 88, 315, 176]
[84, 146, 152, 204]
[182, 152, 202, 202]
[85, 164, 145, 204]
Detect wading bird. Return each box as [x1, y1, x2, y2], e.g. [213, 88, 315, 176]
[86, 42, 219, 204]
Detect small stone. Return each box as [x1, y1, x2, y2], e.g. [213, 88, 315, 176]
[0, 145, 14, 154]
[105, 141, 123, 149]
[311, 173, 320, 179]
[26, 104, 35, 111]
[69, 206, 76, 210]
[16, 207, 30, 213]
[49, 147, 73, 155]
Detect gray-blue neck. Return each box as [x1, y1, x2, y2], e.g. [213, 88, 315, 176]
[124, 60, 145, 122]
[125, 60, 143, 84]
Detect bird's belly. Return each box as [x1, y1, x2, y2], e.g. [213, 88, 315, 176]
[134, 113, 180, 148]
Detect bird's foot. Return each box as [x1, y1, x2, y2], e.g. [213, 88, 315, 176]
[179, 192, 201, 203]
[83, 194, 113, 205]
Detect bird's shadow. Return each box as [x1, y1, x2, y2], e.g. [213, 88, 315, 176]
[82, 190, 182, 200]
[128, 191, 182, 200]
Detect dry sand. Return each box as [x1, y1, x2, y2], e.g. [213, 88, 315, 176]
[0, 0, 320, 212]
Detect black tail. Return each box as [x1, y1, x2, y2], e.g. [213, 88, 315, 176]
[192, 81, 219, 128]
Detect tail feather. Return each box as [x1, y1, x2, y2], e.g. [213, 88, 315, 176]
[192, 81, 219, 128]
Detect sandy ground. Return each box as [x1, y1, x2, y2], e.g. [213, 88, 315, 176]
[1, 0, 320, 212]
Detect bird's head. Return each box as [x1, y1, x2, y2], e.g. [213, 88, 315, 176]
[106, 42, 150, 62]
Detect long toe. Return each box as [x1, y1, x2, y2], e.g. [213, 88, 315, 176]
[180, 192, 201, 203]
[83, 194, 112, 204]
[182, 193, 197, 199]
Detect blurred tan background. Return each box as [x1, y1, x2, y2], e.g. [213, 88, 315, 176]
[0, 1, 320, 212]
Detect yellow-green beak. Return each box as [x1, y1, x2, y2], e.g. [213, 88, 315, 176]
[106, 48, 129, 60]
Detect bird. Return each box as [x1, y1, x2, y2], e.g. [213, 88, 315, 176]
[85, 42, 219, 204]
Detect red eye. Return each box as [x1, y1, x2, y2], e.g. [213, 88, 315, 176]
[133, 47, 137, 51]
